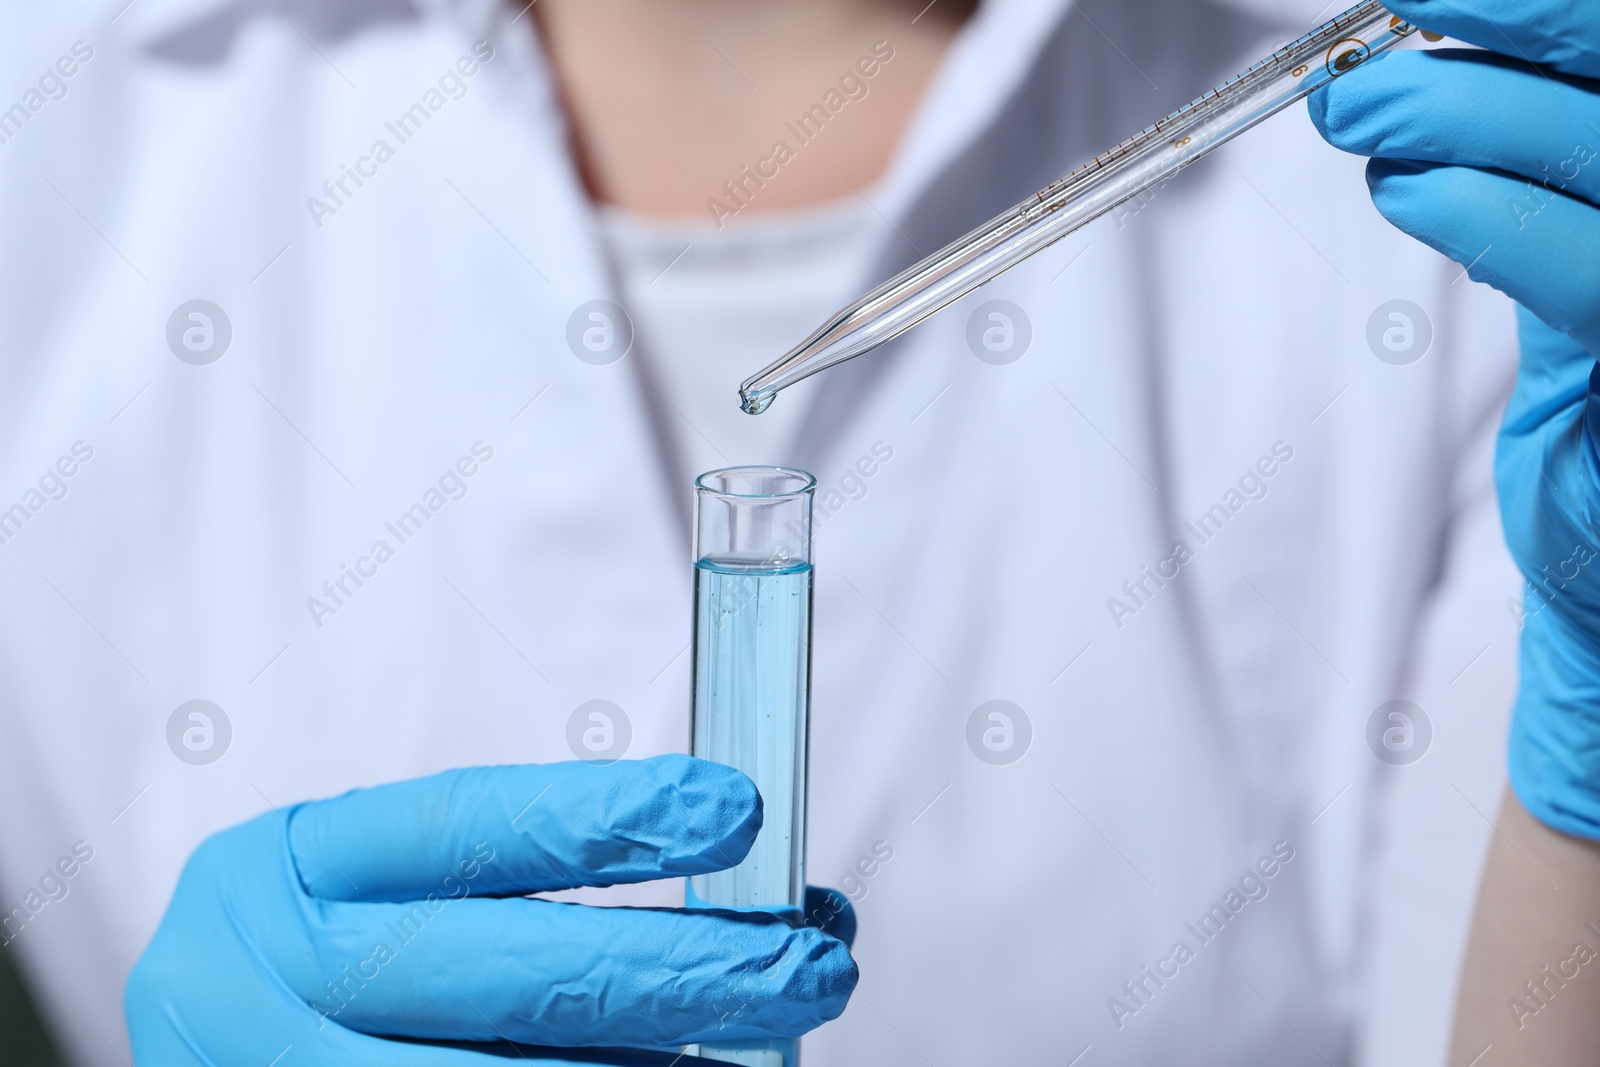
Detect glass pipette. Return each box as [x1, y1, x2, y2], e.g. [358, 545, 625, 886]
[739, 0, 1427, 415]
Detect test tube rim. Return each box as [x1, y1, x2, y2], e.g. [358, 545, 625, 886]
[695, 466, 817, 500]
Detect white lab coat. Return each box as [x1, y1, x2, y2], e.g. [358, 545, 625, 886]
[0, 0, 1523, 1064]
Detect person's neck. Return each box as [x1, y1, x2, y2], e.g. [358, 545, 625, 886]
[533, 0, 975, 220]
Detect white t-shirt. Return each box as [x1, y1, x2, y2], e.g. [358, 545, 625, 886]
[595, 196, 879, 481]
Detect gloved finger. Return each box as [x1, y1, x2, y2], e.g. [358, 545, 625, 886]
[1383, 0, 1600, 79]
[1360, 158, 1600, 353]
[1311, 50, 1600, 206]
[129, 891, 677, 1067]
[800, 885, 857, 948]
[289, 755, 761, 902]
[286, 895, 857, 1047]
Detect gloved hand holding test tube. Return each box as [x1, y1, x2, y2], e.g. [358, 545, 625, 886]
[128, 464, 849, 1067]
[125, 757, 857, 1065]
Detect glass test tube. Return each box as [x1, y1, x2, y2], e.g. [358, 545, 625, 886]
[686, 467, 815, 1067]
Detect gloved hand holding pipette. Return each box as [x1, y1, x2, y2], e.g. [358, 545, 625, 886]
[1311, 0, 1600, 839]
[1312, 1, 1600, 1056]
[125, 756, 857, 1065]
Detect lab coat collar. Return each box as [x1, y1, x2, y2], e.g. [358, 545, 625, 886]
[873, 0, 1311, 226]
[786, 0, 1079, 461]
[870, 0, 1077, 224]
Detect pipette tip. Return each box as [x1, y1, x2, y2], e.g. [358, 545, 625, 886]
[739, 391, 773, 416]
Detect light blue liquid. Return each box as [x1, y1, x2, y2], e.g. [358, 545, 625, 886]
[689, 559, 812, 913]
[688, 559, 812, 1067]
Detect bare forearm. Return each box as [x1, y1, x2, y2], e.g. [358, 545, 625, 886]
[1451, 787, 1600, 1065]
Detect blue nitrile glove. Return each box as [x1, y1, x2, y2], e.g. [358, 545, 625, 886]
[1309, 0, 1600, 837]
[126, 755, 857, 1065]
